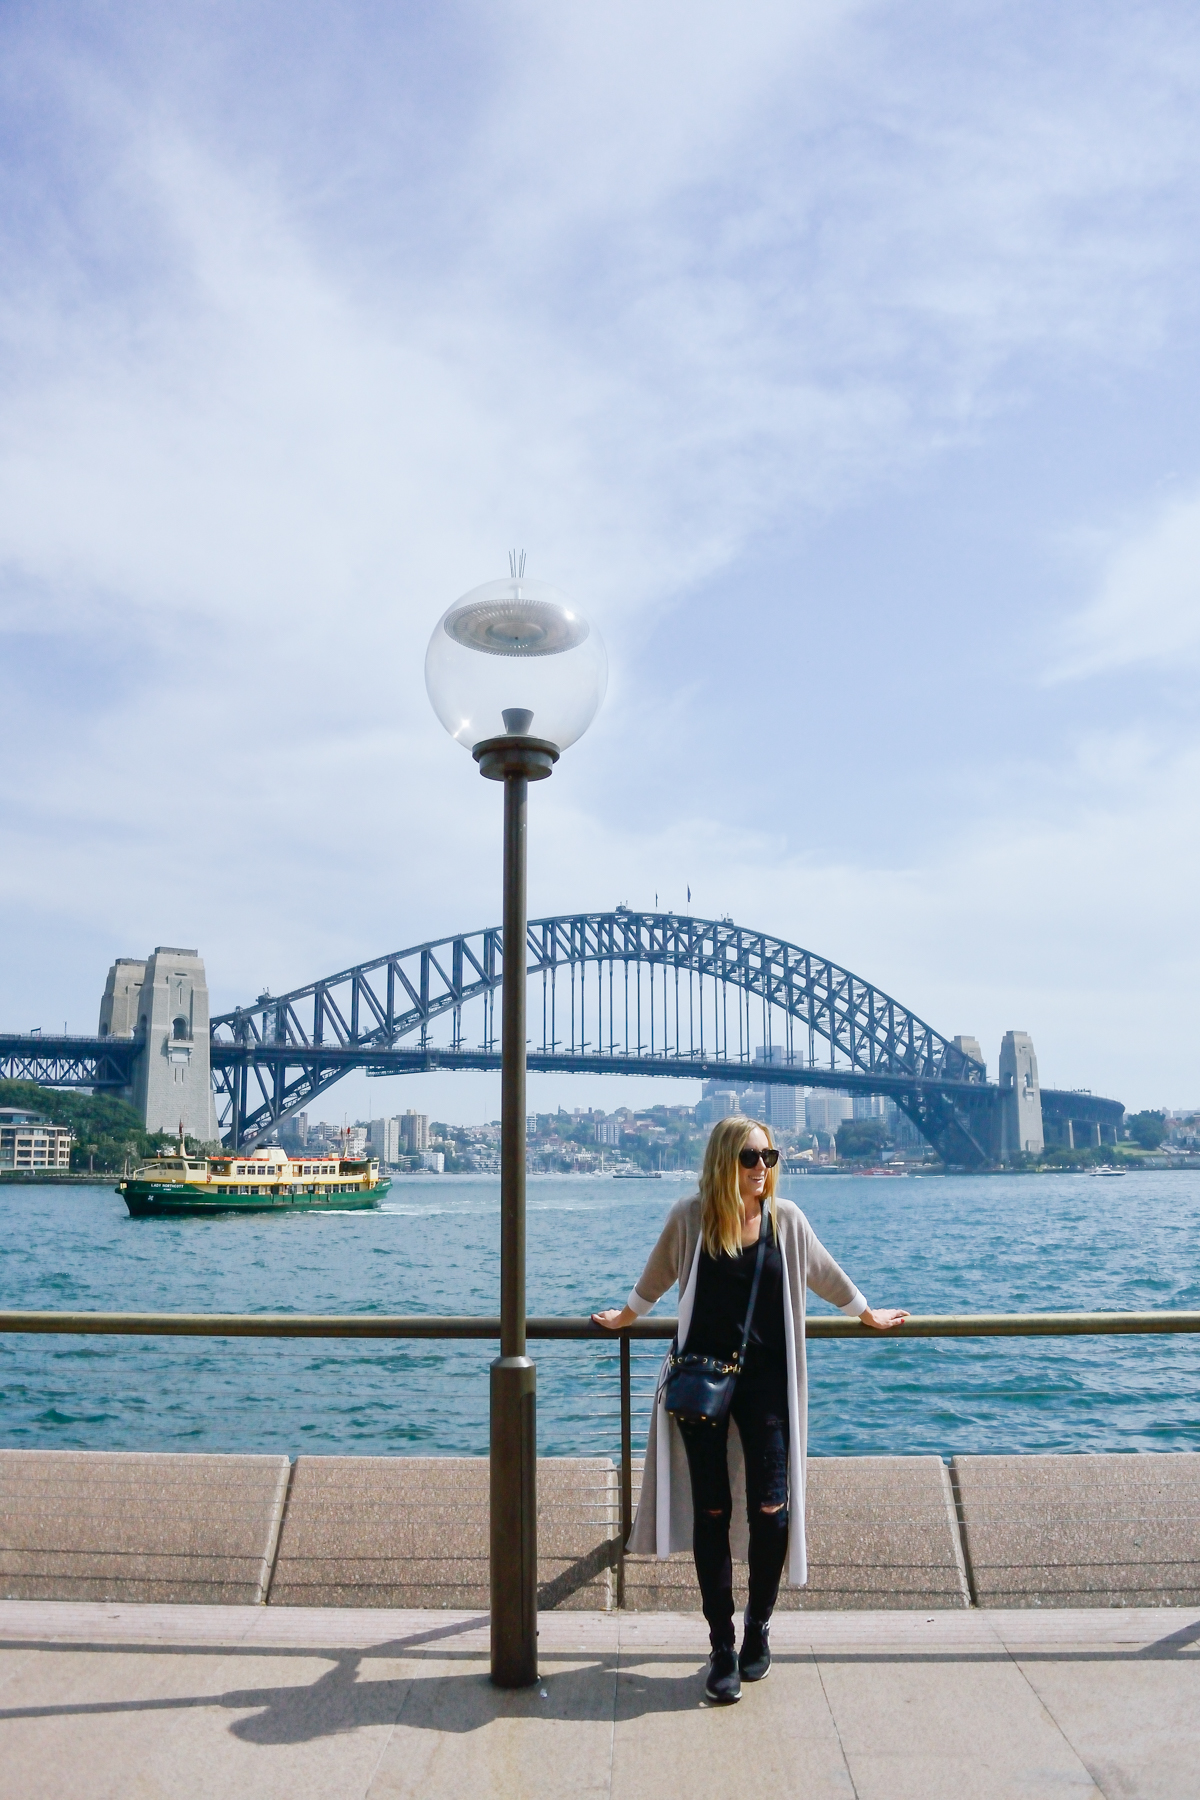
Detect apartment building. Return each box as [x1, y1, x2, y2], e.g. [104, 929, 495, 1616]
[0, 1109, 73, 1172]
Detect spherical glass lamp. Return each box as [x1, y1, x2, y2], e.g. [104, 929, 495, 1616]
[425, 577, 607, 757]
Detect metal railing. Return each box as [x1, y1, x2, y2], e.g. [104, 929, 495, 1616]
[3, 1307, 1198, 1581]
[4, 1309, 1198, 1338]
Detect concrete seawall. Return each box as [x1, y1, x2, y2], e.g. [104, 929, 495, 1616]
[2, 1449, 1198, 1611]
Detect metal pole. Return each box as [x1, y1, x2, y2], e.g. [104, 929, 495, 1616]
[473, 731, 555, 1685]
[489, 764, 538, 1687]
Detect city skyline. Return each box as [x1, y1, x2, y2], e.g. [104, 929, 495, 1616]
[4, 4, 1200, 1110]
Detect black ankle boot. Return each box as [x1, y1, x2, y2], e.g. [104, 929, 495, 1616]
[704, 1644, 742, 1704]
[739, 1615, 772, 1682]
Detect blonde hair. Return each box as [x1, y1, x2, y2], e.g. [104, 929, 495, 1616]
[699, 1115, 778, 1258]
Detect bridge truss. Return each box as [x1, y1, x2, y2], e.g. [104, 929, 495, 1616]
[208, 911, 1000, 1163]
[0, 1036, 136, 1092]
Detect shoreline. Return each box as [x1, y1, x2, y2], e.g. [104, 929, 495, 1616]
[5, 1160, 1199, 1187]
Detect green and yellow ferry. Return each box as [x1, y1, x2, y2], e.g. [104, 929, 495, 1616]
[117, 1144, 391, 1217]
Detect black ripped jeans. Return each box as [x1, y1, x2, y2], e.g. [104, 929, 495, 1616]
[678, 1359, 790, 1650]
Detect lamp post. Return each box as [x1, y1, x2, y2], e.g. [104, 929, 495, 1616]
[426, 570, 607, 1687]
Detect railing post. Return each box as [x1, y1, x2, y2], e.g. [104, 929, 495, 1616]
[618, 1330, 632, 1607]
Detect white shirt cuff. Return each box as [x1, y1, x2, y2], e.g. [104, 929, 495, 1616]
[626, 1287, 654, 1317]
[839, 1290, 868, 1318]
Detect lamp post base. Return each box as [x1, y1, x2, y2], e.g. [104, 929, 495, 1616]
[473, 735, 559, 782]
[490, 1355, 538, 1687]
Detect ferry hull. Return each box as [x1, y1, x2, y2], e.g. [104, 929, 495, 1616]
[118, 1180, 390, 1218]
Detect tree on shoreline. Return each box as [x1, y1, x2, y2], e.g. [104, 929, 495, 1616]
[1127, 1110, 1166, 1150]
[835, 1118, 890, 1162]
[0, 1080, 171, 1173]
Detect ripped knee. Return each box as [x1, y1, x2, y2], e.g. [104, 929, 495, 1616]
[759, 1501, 786, 1515]
[697, 1503, 732, 1528]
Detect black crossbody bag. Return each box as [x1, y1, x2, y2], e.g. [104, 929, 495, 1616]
[661, 1225, 768, 1428]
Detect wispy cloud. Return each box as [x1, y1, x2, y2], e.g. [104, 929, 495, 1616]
[4, 1, 1200, 1109]
[1052, 488, 1200, 679]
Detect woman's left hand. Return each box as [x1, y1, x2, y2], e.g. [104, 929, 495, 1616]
[858, 1306, 909, 1330]
[592, 1305, 638, 1330]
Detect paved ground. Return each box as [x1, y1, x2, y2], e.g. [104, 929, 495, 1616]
[0, 1600, 1197, 1799]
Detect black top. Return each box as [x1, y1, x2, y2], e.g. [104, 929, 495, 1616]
[685, 1217, 786, 1374]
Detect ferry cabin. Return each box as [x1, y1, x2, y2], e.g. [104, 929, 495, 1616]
[132, 1146, 380, 1196]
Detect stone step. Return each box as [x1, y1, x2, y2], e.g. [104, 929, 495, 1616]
[266, 1455, 618, 1610]
[952, 1451, 1200, 1607]
[5, 1448, 1199, 1611]
[0, 1449, 290, 1604]
[624, 1455, 971, 1611]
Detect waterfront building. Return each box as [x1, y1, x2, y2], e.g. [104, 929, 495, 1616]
[0, 1108, 73, 1172]
[805, 1090, 853, 1135]
[1166, 1112, 1200, 1148]
[594, 1119, 621, 1146]
[852, 1093, 888, 1122]
[344, 1126, 369, 1157]
[753, 1046, 802, 1134]
[420, 1150, 445, 1173]
[281, 1111, 309, 1148]
[401, 1111, 429, 1153]
[368, 1117, 404, 1163]
[695, 1087, 740, 1126]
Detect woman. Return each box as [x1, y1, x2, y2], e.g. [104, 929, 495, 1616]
[593, 1114, 907, 1705]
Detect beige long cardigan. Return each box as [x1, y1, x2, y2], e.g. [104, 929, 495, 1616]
[624, 1193, 866, 1586]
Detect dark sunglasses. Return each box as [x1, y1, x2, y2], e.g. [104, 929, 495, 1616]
[738, 1146, 779, 1169]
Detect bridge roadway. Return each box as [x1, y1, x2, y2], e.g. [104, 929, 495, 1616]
[0, 1031, 1123, 1167]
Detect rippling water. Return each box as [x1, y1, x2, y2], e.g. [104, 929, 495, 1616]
[1, 1170, 1197, 1460]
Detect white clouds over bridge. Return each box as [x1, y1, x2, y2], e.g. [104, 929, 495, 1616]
[3, 1, 1200, 1113]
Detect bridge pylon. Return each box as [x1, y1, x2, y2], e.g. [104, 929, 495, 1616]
[99, 948, 219, 1141]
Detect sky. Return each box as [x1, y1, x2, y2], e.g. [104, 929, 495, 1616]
[3, 0, 1200, 1124]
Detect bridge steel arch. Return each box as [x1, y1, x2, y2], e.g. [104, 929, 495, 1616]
[208, 911, 1002, 1164]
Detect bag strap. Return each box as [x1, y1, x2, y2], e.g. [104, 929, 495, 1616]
[734, 1216, 770, 1368]
[662, 1214, 771, 1387]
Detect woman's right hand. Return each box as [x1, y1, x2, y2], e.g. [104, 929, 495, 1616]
[592, 1305, 638, 1330]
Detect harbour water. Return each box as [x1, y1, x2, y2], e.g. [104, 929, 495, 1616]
[0, 1171, 1196, 1462]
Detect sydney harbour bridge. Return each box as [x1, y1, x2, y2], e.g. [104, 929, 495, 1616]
[0, 909, 1123, 1168]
